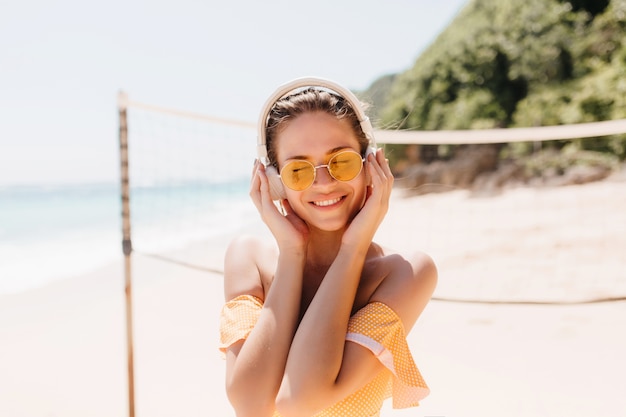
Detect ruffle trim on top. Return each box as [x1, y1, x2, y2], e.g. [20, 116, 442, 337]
[346, 302, 430, 409]
[219, 294, 263, 354]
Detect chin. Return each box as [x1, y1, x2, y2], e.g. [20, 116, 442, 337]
[309, 209, 360, 233]
[319, 221, 348, 233]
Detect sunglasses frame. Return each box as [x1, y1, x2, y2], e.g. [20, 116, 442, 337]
[278, 150, 365, 192]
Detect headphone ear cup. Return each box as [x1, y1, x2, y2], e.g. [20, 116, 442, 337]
[265, 165, 286, 200]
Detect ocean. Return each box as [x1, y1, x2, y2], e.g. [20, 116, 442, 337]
[0, 180, 255, 294]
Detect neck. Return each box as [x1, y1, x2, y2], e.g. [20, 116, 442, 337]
[305, 227, 344, 269]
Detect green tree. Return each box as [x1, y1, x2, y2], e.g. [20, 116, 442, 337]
[366, 0, 626, 161]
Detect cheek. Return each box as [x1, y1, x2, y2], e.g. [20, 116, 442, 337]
[284, 191, 308, 216]
[350, 178, 369, 209]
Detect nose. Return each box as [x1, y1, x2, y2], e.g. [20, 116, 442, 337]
[312, 164, 334, 187]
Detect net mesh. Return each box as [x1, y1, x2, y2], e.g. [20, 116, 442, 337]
[121, 97, 626, 304]
[124, 99, 258, 272]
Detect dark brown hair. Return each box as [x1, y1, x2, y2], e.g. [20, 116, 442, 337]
[265, 88, 369, 168]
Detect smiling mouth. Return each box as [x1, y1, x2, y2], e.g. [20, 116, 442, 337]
[312, 196, 343, 207]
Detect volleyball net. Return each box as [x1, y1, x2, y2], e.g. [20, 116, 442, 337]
[118, 92, 260, 274]
[118, 93, 626, 305]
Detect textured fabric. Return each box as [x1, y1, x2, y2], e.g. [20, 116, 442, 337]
[219, 294, 263, 354]
[219, 295, 429, 416]
[346, 302, 430, 409]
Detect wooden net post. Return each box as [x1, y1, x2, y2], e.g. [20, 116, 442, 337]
[118, 91, 135, 417]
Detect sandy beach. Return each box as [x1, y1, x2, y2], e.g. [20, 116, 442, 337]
[1, 174, 625, 417]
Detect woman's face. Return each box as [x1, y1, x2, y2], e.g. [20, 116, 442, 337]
[275, 111, 367, 232]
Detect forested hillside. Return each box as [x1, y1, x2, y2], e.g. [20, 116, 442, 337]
[363, 0, 626, 191]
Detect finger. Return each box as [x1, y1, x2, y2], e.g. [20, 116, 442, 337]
[281, 198, 294, 215]
[378, 150, 394, 182]
[251, 164, 276, 216]
[249, 163, 262, 202]
[374, 148, 392, 176]
[260, 167, 290, 219]
[251, 158, 259, 179]
[364, 159, 392, 213]
[372, 149, 394, 188]
[257, 165, 273, 204]
[367, 153, 387, 188]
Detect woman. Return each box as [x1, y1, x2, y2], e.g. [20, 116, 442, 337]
[220, 77, 437, 417]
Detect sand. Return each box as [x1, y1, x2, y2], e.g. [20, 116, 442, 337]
[1, 174, 625, 417]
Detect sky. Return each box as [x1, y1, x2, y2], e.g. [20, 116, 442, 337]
[0, 0, 468, 186]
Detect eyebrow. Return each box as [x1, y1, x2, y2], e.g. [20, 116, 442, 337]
[285, 146, 354, 161]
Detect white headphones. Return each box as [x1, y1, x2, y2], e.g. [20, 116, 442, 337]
[257, 76, 378, 200]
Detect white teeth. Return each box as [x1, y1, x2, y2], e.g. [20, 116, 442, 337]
[313, 197, 342, 207]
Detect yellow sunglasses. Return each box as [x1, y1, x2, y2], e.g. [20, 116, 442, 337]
[279, 150, 365, 191]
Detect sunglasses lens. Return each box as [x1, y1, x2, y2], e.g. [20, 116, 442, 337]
[279, 151, 364, 191]
[329, 151, 363, 181]
[280, 160, 315, 190]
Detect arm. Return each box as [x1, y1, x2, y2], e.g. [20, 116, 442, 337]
[276, 250, 437, 416]
[223, 236, 304, 417]
[223, 163, 309, 417]
[276, 242, 368, 413]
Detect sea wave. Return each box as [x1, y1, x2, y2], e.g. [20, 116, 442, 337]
[0, 180, 252, 294]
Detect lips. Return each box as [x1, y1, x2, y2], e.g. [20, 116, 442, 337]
[312, 196, 343, 207]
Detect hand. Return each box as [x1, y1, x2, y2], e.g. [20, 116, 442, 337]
[341, 149, 394, 250]
[250, 161, 310, 251]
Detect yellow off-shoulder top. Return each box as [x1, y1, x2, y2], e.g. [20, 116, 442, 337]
[219, 295, 429, 417]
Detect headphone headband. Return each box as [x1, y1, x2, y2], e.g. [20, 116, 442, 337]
[256, 76, 376, 163]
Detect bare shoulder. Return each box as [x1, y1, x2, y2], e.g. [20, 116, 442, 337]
[369, 248, 438, 332]
[223, 234, 278, 302]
